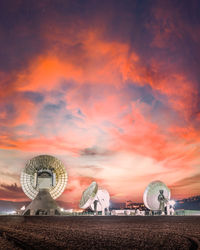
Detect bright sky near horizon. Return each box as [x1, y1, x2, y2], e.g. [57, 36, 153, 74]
[0, 0, 200, 205]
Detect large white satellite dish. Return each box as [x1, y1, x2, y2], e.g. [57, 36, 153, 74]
[21, 155, 68, 200]
[143, 180, 171, 211]
[20, 155, 68, 216]
[79, 181, 110, 215]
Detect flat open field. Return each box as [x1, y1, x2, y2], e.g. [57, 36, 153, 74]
[0, 216, 199, 250]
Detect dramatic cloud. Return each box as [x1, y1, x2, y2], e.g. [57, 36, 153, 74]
[0, 183, 26, 201]
[0, 0, 199, 203]
[170, 174, 200, 199]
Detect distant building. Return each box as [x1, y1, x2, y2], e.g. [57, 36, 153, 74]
[110, 202, 126, 210]
[175, 195, 200, 210]
[126, 200, 133, 209]
[126, 200, 146, 210]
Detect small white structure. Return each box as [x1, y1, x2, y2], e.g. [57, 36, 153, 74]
[167, 200, 175, 215]
[111, 210, 127, 216]
[135, 209, 145, 216]
[111, 209, 145, 216]
[20, 206, 25, 211]
[79, 182, 110, 215]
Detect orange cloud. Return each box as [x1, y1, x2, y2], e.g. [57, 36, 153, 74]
[14, 31, 138, 93]
[0, 136, 79, 154]
[0, 2, 199, 203]
[5, 23, 197, 125]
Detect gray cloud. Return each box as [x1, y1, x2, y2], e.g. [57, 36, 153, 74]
[80, 147, 114, 157]
[0, 183, 26, 200]
[170, 174, 200, 188]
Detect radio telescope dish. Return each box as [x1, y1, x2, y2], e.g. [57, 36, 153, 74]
[90, 189, 110, 212]
[79, 181, 110, 215]
[20, 155, 67, 200]
[143, 180, 171, 211]
[20, 155, 68, 216]
[79, 181, 98, 209]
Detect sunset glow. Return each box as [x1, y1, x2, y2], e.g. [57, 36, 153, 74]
[0, 0, 200, 205]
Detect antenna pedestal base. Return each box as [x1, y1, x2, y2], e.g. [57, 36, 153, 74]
[23, 189, 60, 216]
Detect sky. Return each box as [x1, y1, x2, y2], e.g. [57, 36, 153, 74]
[0, 0, 200, 205]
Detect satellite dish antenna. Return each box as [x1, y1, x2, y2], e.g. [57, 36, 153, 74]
[20, 155, 67, 215]
[79, 181, 110, 215]
[143, 180, 171, 212]
[90, 189, 110, 212]
[79, 181, 98, 209]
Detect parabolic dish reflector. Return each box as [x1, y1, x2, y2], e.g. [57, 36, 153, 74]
[20, 155, 67, 200]
[79, 181, 98, 209]
[143, 180, 171, 210]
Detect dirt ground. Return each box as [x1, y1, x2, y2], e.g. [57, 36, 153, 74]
[0, 216, 199, 249]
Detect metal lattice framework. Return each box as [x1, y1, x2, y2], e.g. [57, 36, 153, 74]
[143, 180, 171, 211]
[20, 155, 67, 200]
